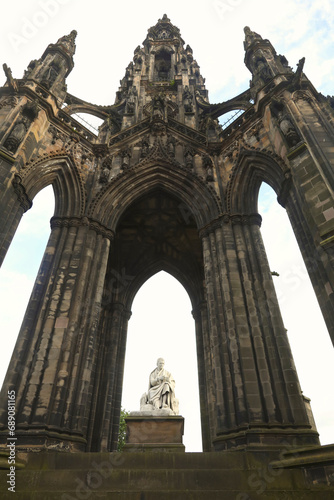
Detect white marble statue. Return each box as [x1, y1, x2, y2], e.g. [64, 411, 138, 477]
[139, 358, 179, 415]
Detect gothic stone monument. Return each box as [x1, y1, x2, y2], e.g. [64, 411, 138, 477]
[0, 14, 333, 498]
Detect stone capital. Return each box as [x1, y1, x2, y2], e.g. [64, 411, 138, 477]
[50, 215, 114, 240]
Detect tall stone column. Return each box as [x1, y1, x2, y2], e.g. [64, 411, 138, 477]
[89, 301, 131, 452]
[192, 301, 213, 452]
[0, 170, 31, 267]
[0, 216, 112, 451]
[200, 215, 319, 451]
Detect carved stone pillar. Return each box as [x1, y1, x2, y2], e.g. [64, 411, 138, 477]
[200, 215, 319, 451]
[0, 171, 32, 267]
[0, 216, 112, 451]
[89, 301, 131, 452]
[192, 301, 212, 452]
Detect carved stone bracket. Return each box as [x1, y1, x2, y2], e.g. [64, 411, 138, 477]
[50, 216, 114, 240]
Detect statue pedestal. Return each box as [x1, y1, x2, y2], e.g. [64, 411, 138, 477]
[124, 414, 185, 452]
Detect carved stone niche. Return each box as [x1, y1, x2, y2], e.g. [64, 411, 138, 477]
[270, 98, 301, 149]
[202, 154, 214, 182]
[121, 148, 132, 169]
[99, 155, 113, 184]
[3, 100, 39, 153]
[183, 85, 194, 113]
[184, 146, 195, 168]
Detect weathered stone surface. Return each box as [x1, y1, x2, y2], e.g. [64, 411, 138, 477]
[0, 448, 333, 498]
[0, 16, 332, 467]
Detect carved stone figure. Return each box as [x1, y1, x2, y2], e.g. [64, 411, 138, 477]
[126, 86, 137, 114]
[183, 85, 193, 113]
[151, 95, 166, 120]
[254, 57, 272, 83]
[202, 154, 214, 181]
[41, 64, 59, 88]
[4, 118, 30, 153]
[121, 148, 131, 169]
[271, 99, 301, 148]
[139, 139, 149, 159]
[167, 136, 176, 157]
[140, 358, 179, 414]
[184, 147, 194, 168]
[279, 112, 300, 147]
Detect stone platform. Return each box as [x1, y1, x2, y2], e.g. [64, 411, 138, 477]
[124, 414, 185, 452]
[0, 446, 333, 499]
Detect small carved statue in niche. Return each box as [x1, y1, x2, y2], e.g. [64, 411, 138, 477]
[3, 100, 39, 153]
[126, 86, 137, 114]
[99, 156, 113, 184]
[271, 99, 301, 148]
[184, 148, 194, 168]
[167, 136, 176, 157]
[4, 119, 29, 153]
[151, 94, 166, 121]
[202, 154, 214, 182]
[254, 57, 272, 83]
[41, 63, 59, 88]
[183, 85, 194, 113]
[279, 113, 300, 147]
[140, 358, 179, 414]
[140, 138, 150, 159]
[121, 148, 131, 169]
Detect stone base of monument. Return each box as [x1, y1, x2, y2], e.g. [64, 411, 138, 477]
[124, 413, 185, 452]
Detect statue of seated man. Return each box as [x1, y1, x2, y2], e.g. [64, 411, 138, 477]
[140, 358, 179, 414]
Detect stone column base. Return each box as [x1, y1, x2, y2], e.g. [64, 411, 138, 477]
[124, 415, 185, 452]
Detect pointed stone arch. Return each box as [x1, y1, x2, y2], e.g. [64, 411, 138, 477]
[226, 147, 290, 213]
[0, 153, 86, 267]
[19, 152, 86, 217]
[90, 159, 222, 231]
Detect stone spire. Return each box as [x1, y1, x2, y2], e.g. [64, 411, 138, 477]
[21, 30, 78, 100]
[144, 13, 184, 44]
[243, 26, 293, 95]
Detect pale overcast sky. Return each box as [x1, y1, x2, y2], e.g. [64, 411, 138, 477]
[0, 0, 333, 452]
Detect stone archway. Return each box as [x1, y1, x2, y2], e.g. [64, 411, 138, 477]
[90, 186, 207, 451]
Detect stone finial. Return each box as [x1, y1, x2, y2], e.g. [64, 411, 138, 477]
[55, 30, 77, 56]
[243, 26, 262, 50]
[161, 14, 170, 22]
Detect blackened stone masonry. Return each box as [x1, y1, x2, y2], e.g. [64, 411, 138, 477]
[0, 16, 333, 463]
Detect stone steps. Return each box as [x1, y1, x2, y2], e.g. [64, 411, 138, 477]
[25, 450, 252, 470]
[13, 467, 307, 491]
[0, 450, 332, 499]
[3, 491, 334, 500]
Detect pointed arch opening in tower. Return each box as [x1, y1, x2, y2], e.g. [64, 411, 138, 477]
[122, 271, 202, 451]
[0, 185, 55, 387]
[154, 49, 172, 81]
[258, 182, 334, 445]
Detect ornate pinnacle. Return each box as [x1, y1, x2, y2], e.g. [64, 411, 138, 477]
[243, 26, 262, 50]
[55, 30, 77, 56]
